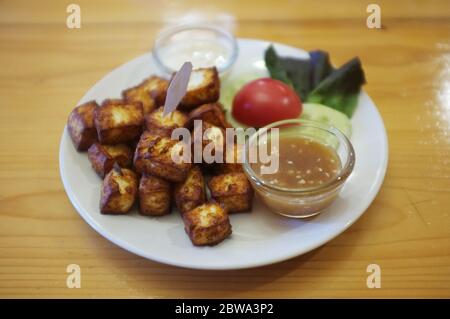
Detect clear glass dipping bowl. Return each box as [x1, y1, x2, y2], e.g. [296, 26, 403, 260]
[152, 24, 238, 76]
[243, 119, 355, 218]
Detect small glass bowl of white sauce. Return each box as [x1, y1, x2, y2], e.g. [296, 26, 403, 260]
[152, 24, 238, 76]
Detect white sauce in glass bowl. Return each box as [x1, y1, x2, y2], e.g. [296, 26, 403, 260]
[158, 39, 232, 72]
[153, 26, 237, 74]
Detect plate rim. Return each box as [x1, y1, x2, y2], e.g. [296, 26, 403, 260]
[59, 38, 389, 270]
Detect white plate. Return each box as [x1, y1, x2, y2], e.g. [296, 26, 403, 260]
[59, 39, 388, 270]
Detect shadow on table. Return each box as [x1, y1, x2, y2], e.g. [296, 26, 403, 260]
[101, 237, 362, 298]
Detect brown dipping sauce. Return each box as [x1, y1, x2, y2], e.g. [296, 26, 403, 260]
[252, 136, 341, 188]
[244, 118, 355, 218]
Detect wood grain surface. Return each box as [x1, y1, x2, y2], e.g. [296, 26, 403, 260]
[0, 0, 449, 298]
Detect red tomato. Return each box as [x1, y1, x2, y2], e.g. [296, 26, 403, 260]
[232, 78, 302, 127]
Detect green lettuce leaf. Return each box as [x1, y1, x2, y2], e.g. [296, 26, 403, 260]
[307, 57, 366, 118]
[309, 50, 333, 87]
[264, 45, 366, 118]
[264, 45, 293, 87]
[280, 57, 311, 100]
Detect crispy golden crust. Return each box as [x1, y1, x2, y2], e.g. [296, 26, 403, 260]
[178, 67, 220, 111]
[122, 87, 154, 115]
[122, 76, 169, 114]
[67, 101, 99, 151]
[94, 99, 144, 144]
[174, 166, 206, 215]
[133, 131, 192, 182]
[87, 143, 132, 178]
[139, 174, 171, 216]
[144, 107, 188, 137]
[141, 76, 169, 107]
[100, 166, 138, 214]
[182, 202, 232, 246]
[208, 172, 254, 213]
[187, 103, 231, 129]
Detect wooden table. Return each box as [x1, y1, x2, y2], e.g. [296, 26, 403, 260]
[1, 0, 449, 298]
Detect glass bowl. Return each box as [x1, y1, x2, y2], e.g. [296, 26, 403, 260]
[152, 24, 238, 76]
[243, 119, 355, 218]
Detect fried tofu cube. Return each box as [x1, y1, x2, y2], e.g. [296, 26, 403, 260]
[174, 166, 206, 214]
[215, 143, 244, 174]
[179, 67, 220, 111]
[122, 86, 154, 115]
[133, 131, 192, 182]
[208, 172, 254, 213]
[94, 99, 144, 144]
[139, 174, 171, 216]
[182, 202, 232, 246]
[122, 76, 169, 114]
[144, 107, 187, 137]
[187, 103, 231, 129]
[143, 76, 169, 107]
[100, 165, 138, 214]
[87, 143, 132, 177]
[67, 100, 98, 151]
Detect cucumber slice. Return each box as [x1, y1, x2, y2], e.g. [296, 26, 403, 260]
[301, 103, 352, 137]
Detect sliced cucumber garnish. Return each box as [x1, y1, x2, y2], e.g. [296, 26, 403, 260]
[301, 103, 352, 137]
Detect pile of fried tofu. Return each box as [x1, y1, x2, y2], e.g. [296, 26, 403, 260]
[67, 67, 254, 246]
